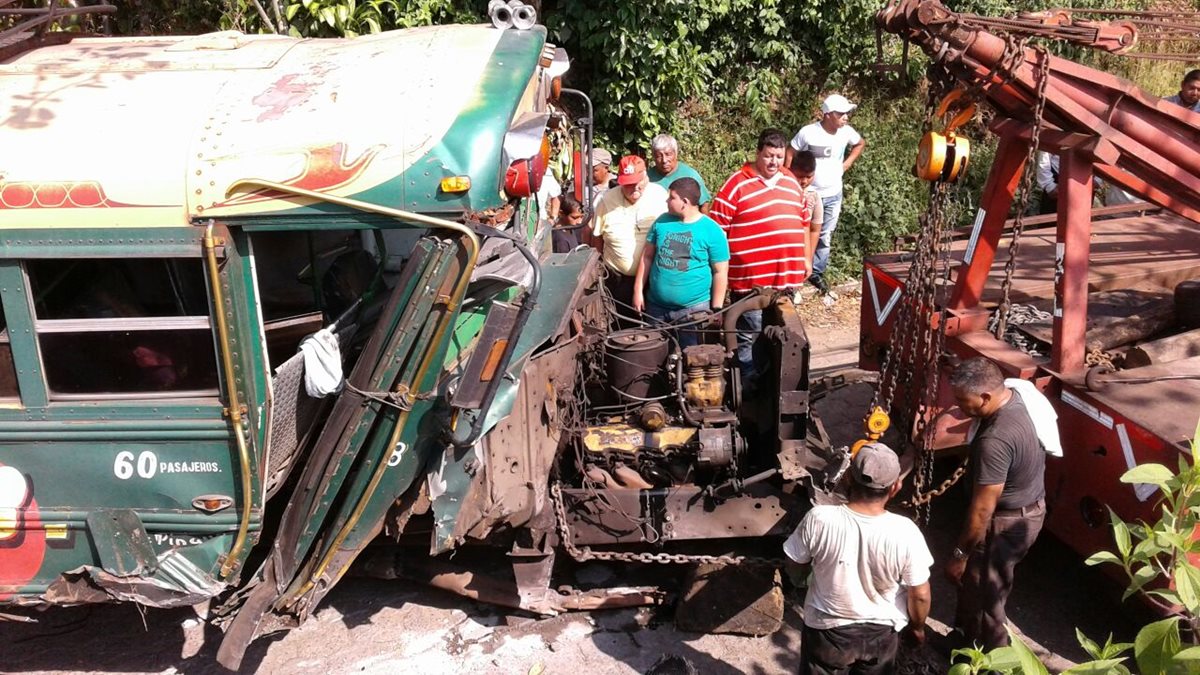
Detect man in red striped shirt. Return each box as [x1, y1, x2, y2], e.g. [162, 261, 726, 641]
[710, 128, 821, 388]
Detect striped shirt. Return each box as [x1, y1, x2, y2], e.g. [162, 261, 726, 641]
[709, 164, 811, 292]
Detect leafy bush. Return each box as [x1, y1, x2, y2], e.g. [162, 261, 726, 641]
[221, 0, 483, 36]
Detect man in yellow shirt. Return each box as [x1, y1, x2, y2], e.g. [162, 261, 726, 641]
[587, 155, 669, 313]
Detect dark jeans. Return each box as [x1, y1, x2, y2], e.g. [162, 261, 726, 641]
[605, 272, 636, 324]
[800, 622, 899, 675]
[955, 499, 1046, 650]
[645, 301, 709, 348]
[735, 307, 763, 388]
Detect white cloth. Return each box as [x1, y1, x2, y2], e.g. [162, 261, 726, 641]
[788, 122, 862, 198]
[1104, 184, 1140, 206]
[784, 505, 933, 631]
[964, 380, 1063, 457]
[537, 171, 561, 222]
[1036, 152, 1102, 195]
[1006, 379, 1063, 458]
[591, 181, 610, 212]
[299, 328, 343, 398]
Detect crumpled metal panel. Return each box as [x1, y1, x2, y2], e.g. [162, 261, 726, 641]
[40, 550, 224, 609]
[428, 249, 598, 553]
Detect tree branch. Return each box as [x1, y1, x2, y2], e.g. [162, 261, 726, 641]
[246, 0, 276, 34]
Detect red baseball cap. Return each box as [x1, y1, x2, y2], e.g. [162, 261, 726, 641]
[616, 155, 647, 186]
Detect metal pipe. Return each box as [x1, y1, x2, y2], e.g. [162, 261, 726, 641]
[561, 88, 595, 228]
[673, 354, 704, 427]
[224, 179, 480, 602]
[721, 289, 773, 354]
[203, 222, 256, 580]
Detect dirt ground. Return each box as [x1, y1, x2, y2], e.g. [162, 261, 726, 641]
[0, 286, 1143, 675]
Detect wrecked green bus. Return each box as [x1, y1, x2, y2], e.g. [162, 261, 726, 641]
[0, 17, 830, 669]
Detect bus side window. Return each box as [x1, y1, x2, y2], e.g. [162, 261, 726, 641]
[26, 259, 219, 399]
[0, 309, 15, 399]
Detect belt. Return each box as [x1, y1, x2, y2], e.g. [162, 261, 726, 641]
[994, 498, 1044, 518]
[730, 287, 800, 299]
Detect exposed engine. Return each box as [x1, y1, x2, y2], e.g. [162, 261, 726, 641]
[576, 334, 741, 492]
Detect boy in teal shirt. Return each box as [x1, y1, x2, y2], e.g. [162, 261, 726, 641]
[632, 177, 730, 347]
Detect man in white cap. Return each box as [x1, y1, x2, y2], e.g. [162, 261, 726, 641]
[784, 442, 932, 674]
[785, 94, 866, 297]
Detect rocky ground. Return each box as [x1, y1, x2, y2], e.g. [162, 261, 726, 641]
[0, 286, 1143, 674]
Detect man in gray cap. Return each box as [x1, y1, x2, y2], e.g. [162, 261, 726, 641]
[784, 443, 932, 674]
[590, 147, 615, 211]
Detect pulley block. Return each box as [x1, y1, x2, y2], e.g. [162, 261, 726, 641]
[915, 89, 976, 183]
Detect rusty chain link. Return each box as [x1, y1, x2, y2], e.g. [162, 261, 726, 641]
[899, 454, 970, 508]
[869, 72, 961, 523]
[870, 37, 1052, 519]
[994, 43, 1052, 340]
[1086, 347, 1116, 369]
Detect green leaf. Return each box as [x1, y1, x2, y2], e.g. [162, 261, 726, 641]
[1111, 510, 1132, 558]
[1085, 550, 1122, 567]
[1061, 660, 1128, 675]
[1006, 629, 1051, 675]
[981, 646, 1023, 672]
[1123, 564, 1160, 601]
[1099, 634, 1135, 660]
[1134, 617, 1181, 675]
[952, 647, 988, 670]
[1174, 563, 1200, 614]
[1191, 416, 1200, 465]
[1174, 646, 1200, 661]
[1121, 463, 1175, 489]
[1076, 628, 1102, 659]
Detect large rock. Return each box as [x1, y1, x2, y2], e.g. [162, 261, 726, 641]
[674, 563, 783, 636]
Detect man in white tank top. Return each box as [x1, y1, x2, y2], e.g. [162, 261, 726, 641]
[784, 443, 933, 674]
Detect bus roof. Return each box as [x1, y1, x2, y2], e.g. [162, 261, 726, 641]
[0, 25, 548, 229]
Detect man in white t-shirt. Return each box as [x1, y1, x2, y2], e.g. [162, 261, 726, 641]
[785, 94, 865, 296]
[784, 443, 932, 674]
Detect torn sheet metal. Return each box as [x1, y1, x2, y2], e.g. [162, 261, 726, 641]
[40, 550, 224, 609]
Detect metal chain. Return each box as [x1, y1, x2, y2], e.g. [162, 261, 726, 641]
[869, 73, 960, 523]
[1086, 347, 1116, 369]
[899, 454, 970, 508]
[549, 482, 786, 567]
[994, 43, 1052, 339]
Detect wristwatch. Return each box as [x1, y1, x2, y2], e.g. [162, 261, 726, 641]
[951, 547, 970, 561]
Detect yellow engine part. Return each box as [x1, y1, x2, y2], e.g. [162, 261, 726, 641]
[685, 378, 725, 409]
[582, 422, 698, 455]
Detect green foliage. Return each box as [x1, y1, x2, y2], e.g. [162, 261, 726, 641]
[222, 0, 483, 37]
[544, 0, 806, 150]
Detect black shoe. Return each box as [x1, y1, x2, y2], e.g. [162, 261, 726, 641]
[808, 274, 829, 295]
